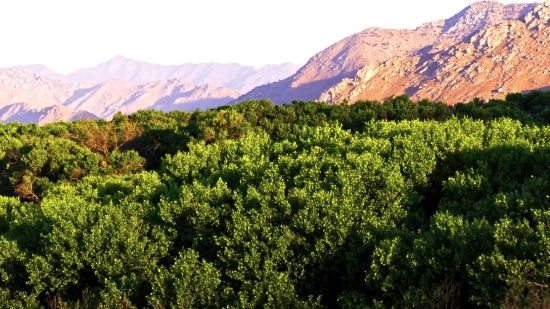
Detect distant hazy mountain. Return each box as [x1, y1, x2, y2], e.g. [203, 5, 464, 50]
[18, 64, 67, 81]
[19, 56, 299, 93]
[0, 103, 98, 125]
[0, 67, 91, 109]
[64, 78, 241, 119]
[234, 1, 537, 104]
[0, 67, 240, 124]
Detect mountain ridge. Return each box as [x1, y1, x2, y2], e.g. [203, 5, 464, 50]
[0, 103, 99, 125]
[233, 0, 539, 104]
[319, 0, 550, 104]
[16, 56, 299, 94]
[3, 0, 550, 125]
[0, 67, 241, 123]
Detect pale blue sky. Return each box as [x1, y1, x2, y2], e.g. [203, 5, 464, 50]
[0, 0, 538, 73]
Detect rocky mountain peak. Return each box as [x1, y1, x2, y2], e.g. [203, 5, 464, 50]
[425, 1, 535, 52]
[0, 66, 38, 79]
[107, 54, 130, 64]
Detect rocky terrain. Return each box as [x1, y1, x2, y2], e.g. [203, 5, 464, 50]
[0, 67, 240, 124]
[320, 0, 550, 104]
[235, 0, 539, 104]
[21, 56, 299, 93]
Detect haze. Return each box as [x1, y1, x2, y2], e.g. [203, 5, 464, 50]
[0, 0, 538, 73]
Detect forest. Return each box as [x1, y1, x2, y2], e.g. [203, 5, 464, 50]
[1, 92, 550, 308]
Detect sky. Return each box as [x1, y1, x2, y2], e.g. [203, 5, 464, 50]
[0, 0, 539, 74]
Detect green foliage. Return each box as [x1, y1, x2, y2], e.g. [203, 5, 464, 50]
[0, 92, 549, 308]
[148, 249, 221, 308]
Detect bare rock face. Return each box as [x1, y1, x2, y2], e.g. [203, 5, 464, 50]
[235, 0, 537, 104]
[320, 1, 550, 104]
[523, 0, 550, 29]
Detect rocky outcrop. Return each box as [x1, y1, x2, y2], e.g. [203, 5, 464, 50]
[523, 0, 550, 29]
[432, 1, 535, 47]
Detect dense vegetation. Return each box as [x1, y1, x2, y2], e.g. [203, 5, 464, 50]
[1, 92, 550, 308]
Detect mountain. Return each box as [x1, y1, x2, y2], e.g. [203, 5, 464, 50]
[234, 0, 537, 104]
[320, 0, 550, 104]
[0, 103, 98, 125]
[64, 78, 241, 119]
[18, 64, 67, 81]
[0, 67, 240, 123]
[0, 67, 91, 109]
[4, 0, 548, 125]
[21, 56, 299, 94]
[233, 27, 443, 104]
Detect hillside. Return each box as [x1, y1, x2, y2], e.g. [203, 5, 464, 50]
[234, 1, 537, 104]
[320, 0, 550, 104]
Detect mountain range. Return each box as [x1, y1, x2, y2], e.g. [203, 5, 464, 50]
[0, 67, 241, 122]
[0, 103, 98, 126]
[0, 58, 298, 124]
[21, 56, 298, 94]
[2, 0, 550, 125]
